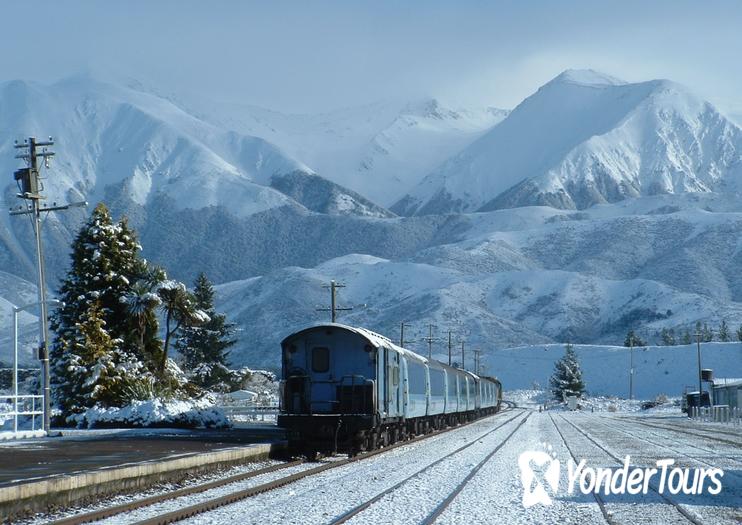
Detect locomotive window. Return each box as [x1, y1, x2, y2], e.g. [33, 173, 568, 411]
[393, 366, 400, 386]
[312, 347, 330, 373]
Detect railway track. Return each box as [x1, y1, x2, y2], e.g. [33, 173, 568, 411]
[625, 418, 742, 448]
[547, 413, 615, 525]
[49, 405, 514, 525]
[328, 409, 530, 525]
[559, 414, 707, 525]
[589, 416, 742, 469]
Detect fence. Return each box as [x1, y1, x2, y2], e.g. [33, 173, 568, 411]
[689, 405, 741, 426]
[218, 404, 279, 423]
[1, 394, 44, 436]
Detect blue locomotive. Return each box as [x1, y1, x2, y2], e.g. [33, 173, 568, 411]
[278, 323, 502, 456]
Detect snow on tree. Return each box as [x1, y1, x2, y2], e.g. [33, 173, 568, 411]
[549, 343, 585, 401]
[718, 319, 729, 342]
[624, 330, 645, 347]
[156, 273, 208, 375]
[50, 203, 157, 417]
[176, 273, 236, 391]
[660, 328, 676, 346]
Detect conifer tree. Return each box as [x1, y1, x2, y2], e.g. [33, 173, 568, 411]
[549, 343, 585, 401]
[702, 322, 713, 342]
[682, 330, 692, 345]
[176, 273, 236, 391]
[718, 319, 730, 342]
[51, 204, 159, 416]
[737, 324, 742, 342]
[624, 330, 645, 347]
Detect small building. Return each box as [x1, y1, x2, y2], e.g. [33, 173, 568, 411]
[223, 390, 259, 404]
[711, 378, 742, 410]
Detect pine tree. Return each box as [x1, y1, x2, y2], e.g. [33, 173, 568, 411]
[682, 330, 692, 345]
[737, 324, 742, 342]
[660, 328, 676, 346]
[702, 322, 713, 342]
[718, 320, 730, 342]
[176, 273, 236, 391]
[624, 330, 645, 347]
[549, 343, 585, 401]
[72, 301, 145, 407]
[50, 203, 157, 416]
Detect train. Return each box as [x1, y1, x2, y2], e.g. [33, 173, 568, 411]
[277, 323, 502, 456]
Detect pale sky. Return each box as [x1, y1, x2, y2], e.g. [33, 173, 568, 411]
[1, 1, 741, 115]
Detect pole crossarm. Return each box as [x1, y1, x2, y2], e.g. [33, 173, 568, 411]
[6, 136, 82, 433]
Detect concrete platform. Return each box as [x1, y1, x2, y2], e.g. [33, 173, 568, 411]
[0, 425, 285, 520]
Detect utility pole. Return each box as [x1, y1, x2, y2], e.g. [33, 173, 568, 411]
[461, 340, 465, 370]
[629, 334, 634, 400]
[9, 137, 85, 433]
[695, 330, 703, 403]
[316, 280, 352, 323]
[399, 321, 409, 348]
[474, 348, 481, 375]
[421, 324, 437, 359]
[448, 330, 453, 366]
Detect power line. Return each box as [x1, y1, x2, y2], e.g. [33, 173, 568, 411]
[316, 280, 352, 323]
[8, 137, 85, 433]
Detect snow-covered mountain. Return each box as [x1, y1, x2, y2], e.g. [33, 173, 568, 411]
[187, 97, 508, 206]
[0, 75, 395, 284]
[4, 70, 742, 384]
[213, 192, 742, 368]
[393, 70, 742, 215]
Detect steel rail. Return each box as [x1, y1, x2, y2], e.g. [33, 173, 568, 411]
[547, 413, 616, 525]
[328, 410, 529, 525]
[559, 414, 706, 525]
[53, 405, 513, 525]
[588, 416, 742, 469]
[48, 460, 304, 525]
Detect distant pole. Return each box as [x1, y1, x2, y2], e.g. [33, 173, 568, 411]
[421, 324, 436, 359]
[317, 280, 352, 323]
[400, 322, 407, 348]
[695, 331, 703, 402]
[629, 335, 634, 400]
[474, 348, 481, 375]
[448, 330, 452, 366]
[461, 340, 465, 370]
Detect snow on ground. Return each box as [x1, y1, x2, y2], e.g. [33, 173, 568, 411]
[489, 342, 742, 399]
[162, 409, 737, 525]
[68, 397, 230, 429]
[18, 459, 283, 525]
[17, 405, 741, 524]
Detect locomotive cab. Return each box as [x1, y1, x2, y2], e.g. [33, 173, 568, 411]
[281, 325, 376, 416]
[278, 324, 382, 454]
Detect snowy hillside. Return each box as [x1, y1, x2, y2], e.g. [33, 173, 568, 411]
[3, 70, 742, 402]
[188, 97, 508, 206]
[486, 342, 742, 399]
[213, 195, 742, 369]
[393, 69, 742, 215]
[0, 75, 397, 285]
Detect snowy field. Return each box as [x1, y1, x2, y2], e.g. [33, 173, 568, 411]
[29, 403, 740, 525]
[486, 342, 742, 399]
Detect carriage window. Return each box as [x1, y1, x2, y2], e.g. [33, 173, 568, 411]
[312, 347, 329, 372]
[393, 366, 400, 386]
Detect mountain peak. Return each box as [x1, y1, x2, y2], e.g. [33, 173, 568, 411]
[550, 69, 626, 87]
